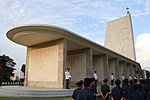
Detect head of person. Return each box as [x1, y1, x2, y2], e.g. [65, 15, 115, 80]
[115, 79, 121, 86]
[67, 67, 70, 71]
[84, 78, 92, 88]
[133, 79, 137, 84]
[91, 77, 95, 85]
[123, 78, 129, 84]
[76, 80, 84, 88]
[122, 74, 124, 76]
[133, 84, 140, 91]
[103, 79, 108, 83]
[130, 80, 133, 85]
[111, 73, 113, 75]
[94, 71, 97, 73]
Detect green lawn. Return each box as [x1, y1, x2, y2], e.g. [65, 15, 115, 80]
[0, 97, 71, 100]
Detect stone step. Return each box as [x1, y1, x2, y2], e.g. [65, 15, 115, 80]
[0, 86, 74, 97]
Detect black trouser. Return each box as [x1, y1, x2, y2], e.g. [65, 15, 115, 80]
[19, 78, 24, 86]
[95, 80, 98, 87]
[111, 80, 114, 86]
[66, 79, 70, 89]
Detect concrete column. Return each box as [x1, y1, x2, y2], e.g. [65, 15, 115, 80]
[109, 58, 119, 79]
[115, 59, 119, 79]
[101, 54, 109, 79]
[25, 39, 65, 89]
[93, 54, 108, 83]
[67, 48, 92, 85]
[127, 63, 132, 77]
[86, 48, 93, 78]
[119, 61, 127, 78]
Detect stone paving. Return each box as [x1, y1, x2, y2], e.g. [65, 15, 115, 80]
[0, 86, 74, 97]
[0, 85, 114, 99]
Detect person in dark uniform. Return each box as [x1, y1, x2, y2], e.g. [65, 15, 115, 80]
[77, 78, 94, 100]
[122, 78, 132, 100]
[72, 80, 84, 100]
[129, 84, 143, 100]
[90, 78, 97, 100]
[111, 79, 125, 100]
[101, 79, 110, 100]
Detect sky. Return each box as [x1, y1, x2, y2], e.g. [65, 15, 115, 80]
[0, 0, 150, 75]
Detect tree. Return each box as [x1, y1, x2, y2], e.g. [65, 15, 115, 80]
[0, 55, 16, 81]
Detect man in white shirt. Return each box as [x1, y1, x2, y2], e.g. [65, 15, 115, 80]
[129, 74, 132, 80]
[93, 71, 98, 86]
[19, 71, 24, 86]
[65, 67, 71, 89]
[110, 73, 115, 86]
[122, 74, 125, 84]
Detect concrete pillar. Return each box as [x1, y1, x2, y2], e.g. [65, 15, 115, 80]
[25, 39, 66, 89]
[67, 48, 92, 85]
[101, 54, 109, 79]
[127, 63, 132, 77]
[67, 53, 86, 85]
[109, 58, 119, 79]
[86, 49, 93, 78]
[91, 54, 109, 83]
[119, 61, 127, 78]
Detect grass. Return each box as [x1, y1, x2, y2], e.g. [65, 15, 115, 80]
[0, 97, 71, 100]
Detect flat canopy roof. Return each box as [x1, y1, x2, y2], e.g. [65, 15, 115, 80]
[7, 24, 141, 67]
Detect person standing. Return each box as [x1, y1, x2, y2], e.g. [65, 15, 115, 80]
[19, 70, 24, 86]
[93, 71, 98, 87]
[101, 79, 110, 100]
[111, 73, 115, 86]
[72, 80, 83, 100]
[129, 84, 143, 100]
[122, 74, 125, 85]
[111, 79, 125, 100]
[129, 74, 132, 81]
[65, 67, 71, 89]
[90, 78, 97, 100]
[77, 78, 94, 100]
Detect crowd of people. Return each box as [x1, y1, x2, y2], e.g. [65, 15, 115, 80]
[65, 69, 150, 100]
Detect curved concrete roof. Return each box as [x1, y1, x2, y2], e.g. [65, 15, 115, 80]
[7, 24, 141, 67]
[7, 25, 78, 46]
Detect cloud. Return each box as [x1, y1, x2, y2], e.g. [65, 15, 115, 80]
[135, 33, 150, 70]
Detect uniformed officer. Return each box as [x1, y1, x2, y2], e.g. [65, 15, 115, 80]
[90, 78, 97, 100]
[72, 80, 84, 100]
[111, 79, 125, 100]
[101, 79, 110, 100]
[77, 78, 94, 100]
[129, 84, 143, 100]
[122, 78, 132, 100]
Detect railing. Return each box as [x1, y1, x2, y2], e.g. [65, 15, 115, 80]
[1, 81, 20, 86]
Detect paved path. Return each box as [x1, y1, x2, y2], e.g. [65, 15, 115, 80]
[0, 85, 115, 99]
[0, 86, 74, 97]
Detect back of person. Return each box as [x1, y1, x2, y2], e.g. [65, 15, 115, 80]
[111, 79, 125, 100]
[101, 84, 110, 100]
[129, 91, 143, 100]
[77, 78, 94, 100]
[112, 86, 124, 100]
[77, 87, 94, 100]
[72, 88, 82, 100]
[101, 84, 110, 94]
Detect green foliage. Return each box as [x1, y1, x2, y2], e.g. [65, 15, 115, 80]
[0, 55, 16, 81]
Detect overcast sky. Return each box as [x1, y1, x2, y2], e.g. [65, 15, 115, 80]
[0, 0, 150, 75]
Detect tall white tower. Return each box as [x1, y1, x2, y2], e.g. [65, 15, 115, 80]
[104, 10, 136, 61]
